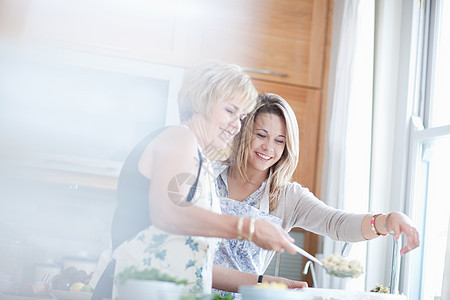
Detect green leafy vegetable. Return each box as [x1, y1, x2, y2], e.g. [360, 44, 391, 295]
[179, 293, 233, 300]
[370, 283, 390, 293]
[213, 294, 233, 300]
[117, 266, 188, 285]
[179, 296, 201, 300]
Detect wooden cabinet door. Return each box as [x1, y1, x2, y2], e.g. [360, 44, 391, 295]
[185, 0, 329, 88]
[252, 80, 321, 192]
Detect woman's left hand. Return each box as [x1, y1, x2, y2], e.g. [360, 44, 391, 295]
[285, 279, 308, 289]
[385, 212, 420, 255]
[262, 275, 308, 289]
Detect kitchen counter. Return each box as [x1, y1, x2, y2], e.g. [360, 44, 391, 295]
[239, 287, 407, 300]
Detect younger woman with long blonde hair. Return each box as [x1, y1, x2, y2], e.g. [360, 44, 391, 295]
[211, 93, 419, 295]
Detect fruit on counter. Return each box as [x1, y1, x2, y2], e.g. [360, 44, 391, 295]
[67, 281, 94, 293]
[71, 270, 88, 283]
[62, 266, 78, 279]
[80, 284, 94, 292]
[51, 266, 94, 292]
[51, 275, 71, 291]
[69, 282, 85, 292]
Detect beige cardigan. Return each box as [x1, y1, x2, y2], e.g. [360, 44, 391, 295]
[213, 163, 366, 272]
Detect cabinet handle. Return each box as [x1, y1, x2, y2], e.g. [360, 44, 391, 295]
[243, 67, 288, 77]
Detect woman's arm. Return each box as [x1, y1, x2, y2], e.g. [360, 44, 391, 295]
[278, 183, 366, 242]
[212, 265, 307, 293]
[282, 183, 419, 255]
[361, 212, 420, 255]
[143, 127, 296, 253]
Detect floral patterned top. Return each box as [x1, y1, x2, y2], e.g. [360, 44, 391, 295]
[112, 148, 221, 299]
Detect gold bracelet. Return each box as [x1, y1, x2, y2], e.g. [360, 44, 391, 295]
[248, 218, 256, 242]
[370, 214, 387, 236]
[237, 217, 244, 240]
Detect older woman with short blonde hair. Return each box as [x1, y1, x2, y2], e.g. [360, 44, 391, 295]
[177, 61, 257, 122]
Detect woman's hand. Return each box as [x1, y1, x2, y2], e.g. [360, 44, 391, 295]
[386, 212, 420, 255]
[251, 220, 297, 254]
[282, 278, 308, 289]
[212, 265, 307, 293]
[262, 275, 308, 289]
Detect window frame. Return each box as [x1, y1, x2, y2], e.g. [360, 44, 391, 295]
[401, 0, 450, 297]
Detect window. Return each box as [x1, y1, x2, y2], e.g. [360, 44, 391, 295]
[425, 1, 450, 128]
[404, 1, 450, 299]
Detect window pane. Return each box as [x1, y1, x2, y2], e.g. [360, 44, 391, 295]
[419, 135, 450, 299]
[429, 1, 450, 127]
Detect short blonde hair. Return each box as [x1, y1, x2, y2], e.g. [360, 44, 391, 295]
[177, 61, 257, 121]
[228, 93, 300, 211]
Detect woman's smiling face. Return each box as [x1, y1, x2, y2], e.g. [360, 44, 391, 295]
[248, 112, 286, 173]
[208, 99, 248, 150]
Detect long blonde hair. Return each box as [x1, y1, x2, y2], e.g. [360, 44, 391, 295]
[228, 93, 300, 211]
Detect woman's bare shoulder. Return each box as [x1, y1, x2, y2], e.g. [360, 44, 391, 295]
[153, 126, 197, 153]
[147, 126, 200, 173]
[138, 126, 198, 177]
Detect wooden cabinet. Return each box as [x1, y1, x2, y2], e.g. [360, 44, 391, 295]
[5, 0, 329, 88]
[183, 0, 329, 87]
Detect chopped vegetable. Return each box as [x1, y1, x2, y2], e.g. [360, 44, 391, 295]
[321, 254, 364, 278]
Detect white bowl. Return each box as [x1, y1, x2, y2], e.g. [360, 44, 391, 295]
[116, 279, 185, 300]
[239, 285, 301, 300]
